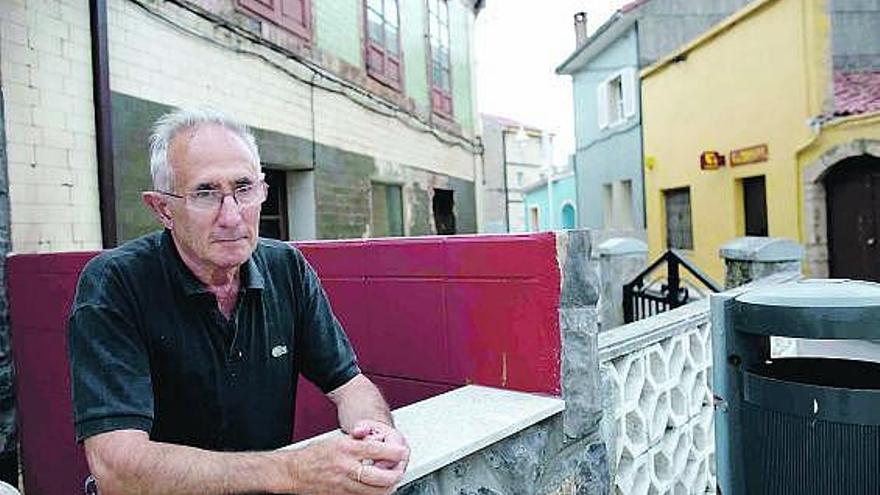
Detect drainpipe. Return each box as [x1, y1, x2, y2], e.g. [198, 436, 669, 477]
[501, 128, 511, 232]
[635, 19, 647, 230]
[89, 0, 117, 247]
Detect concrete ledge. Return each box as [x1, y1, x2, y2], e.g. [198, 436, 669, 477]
[719, 237, 804, 262]
[284, 385, 565, 486]
[596, 238, 648, 257]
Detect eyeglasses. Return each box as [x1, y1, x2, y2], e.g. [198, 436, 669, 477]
[158, 181, 267, 211]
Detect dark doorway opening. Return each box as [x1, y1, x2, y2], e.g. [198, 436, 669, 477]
[432, 188, 456, 235]
[826, 155, 880, 282]
[742, 176, 768, 236]
[259, 169, 289, 240]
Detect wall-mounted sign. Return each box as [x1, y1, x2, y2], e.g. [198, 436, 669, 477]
[700, 151, 725, 170]
[730, 144, 769, 166]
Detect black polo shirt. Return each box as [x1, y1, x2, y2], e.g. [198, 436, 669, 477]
[68, 230, 360, 451]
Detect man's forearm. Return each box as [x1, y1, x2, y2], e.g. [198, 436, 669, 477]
[328, 374, 394, 432]
[86, 431, 293, 495]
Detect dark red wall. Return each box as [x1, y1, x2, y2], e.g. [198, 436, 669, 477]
[7, 233, 561, 495]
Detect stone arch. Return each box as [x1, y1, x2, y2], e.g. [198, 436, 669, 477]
[802, 139, 880, 277]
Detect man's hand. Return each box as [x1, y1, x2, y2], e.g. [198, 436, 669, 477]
[349, 419, 411, 472]
[282, 432, 409, 494]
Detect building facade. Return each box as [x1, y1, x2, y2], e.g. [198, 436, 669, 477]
[1, 0, 484, 252]
[556, 0, 750, 234]
[522, 158, 577, 232]
[0, 0, 484, 482]
[642, 0, 880, 282]
[479, 114, 553, 233]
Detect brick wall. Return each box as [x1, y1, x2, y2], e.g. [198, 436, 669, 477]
[0, 0, 102, 253]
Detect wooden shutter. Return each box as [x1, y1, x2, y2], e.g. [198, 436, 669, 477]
[239, 0, 311, 39]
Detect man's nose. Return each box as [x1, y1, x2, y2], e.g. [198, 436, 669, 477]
[216, 194, 244, 226]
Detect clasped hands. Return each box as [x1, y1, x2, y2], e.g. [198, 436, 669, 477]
[287, 419, 409, 494]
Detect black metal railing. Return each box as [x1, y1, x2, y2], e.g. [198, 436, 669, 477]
[623, 249, 721, 323]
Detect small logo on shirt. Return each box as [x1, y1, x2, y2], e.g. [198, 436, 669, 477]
[271, 345, 288, 358]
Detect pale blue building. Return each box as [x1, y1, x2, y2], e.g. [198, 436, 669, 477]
[522, 164, 578, 232]
[556, 0, 750, 232]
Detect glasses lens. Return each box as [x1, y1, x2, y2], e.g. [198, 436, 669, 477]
[189, 190, 222, 210]
[235, 183, 265, 206]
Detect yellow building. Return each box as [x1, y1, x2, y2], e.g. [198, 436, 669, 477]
[641, 0, 880, 282]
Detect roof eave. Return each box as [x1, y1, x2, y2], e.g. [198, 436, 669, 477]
[556, 13, 636, 75]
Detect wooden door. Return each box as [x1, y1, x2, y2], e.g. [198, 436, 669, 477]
[826, 155, 880, 281]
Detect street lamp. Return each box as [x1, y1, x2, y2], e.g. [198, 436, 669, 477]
[500, 125, 530, 233]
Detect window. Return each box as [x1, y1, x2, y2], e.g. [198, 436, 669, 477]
[597, 67, 636, 129]
[561, 203, 576, 229]
[603, 180, 634, 229]
[607, 76, 624, 124]
[238, 0, 311, 40]
[529, 206, 540, 232]
[259, 169, 289, 240]
[602, 183, 613, 228]
[742, 176, 768, 236]
[365, 0, 402, 88]
[664, 187, 693, 250]
[432, 188, 456, 234]
[371, 182, 404, 237]
[428, 0, 452, 116]
[616, 180, 634, 229]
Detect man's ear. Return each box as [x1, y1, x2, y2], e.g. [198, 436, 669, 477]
[142, 192, 174, 229]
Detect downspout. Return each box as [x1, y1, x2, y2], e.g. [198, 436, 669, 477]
[635, 19, 647, 230]
[501, 129, 511, 232]
[89, 0, 117, 247]
[0, 89, 19, 486]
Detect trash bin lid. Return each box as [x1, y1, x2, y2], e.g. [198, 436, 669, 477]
[731, 279, 880, 339]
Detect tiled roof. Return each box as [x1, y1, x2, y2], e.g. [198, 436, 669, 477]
[833, 70, 880, 117]
[621, 0, 651, 14]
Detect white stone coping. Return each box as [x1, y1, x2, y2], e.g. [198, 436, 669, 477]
[599, 271, 802, 362]
[283, 385, 565, 486]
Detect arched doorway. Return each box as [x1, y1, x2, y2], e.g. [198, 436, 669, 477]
[561, 203, 576, 229]
[825, 155, 880, 281]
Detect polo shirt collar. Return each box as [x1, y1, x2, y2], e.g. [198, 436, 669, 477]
[161, 229, 265, 297]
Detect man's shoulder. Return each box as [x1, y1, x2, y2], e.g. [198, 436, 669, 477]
[78, 231, 164, 287]
[253, 237, 306, 266]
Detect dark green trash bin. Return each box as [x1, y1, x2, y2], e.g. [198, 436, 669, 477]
[713, 279, 880, 495]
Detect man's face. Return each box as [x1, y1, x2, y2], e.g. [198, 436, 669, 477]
[166, 124, 263, 273]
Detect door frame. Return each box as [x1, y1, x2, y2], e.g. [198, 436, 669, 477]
[802, 139, 880, 277]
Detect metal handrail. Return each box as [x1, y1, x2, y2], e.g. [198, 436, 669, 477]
[623, 250, 721, 323]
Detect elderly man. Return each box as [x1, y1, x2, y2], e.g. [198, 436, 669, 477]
[68, 107, 409, 494]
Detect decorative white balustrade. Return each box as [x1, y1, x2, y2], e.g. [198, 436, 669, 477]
[599, 300, 715, 495]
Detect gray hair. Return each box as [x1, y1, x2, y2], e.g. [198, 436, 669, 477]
[148, 105, 261, 192]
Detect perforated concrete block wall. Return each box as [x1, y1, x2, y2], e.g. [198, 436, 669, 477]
[602, 321, 715, 495]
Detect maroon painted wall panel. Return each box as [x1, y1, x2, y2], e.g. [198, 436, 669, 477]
[8, 254, 96, 495]
[291, 377, 337, 441]
[296, 240, 367, 278]
[364, 239, 446, 278]
[363, 279, 450, 382]
[445, 280, 561, 394]
[444, 234, 557, 278]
